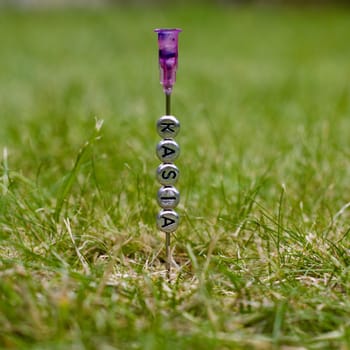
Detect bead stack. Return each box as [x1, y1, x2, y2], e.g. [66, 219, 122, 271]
[156, 116, 180, 233]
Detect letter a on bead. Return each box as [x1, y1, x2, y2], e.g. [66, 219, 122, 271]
[162, 145, 175, 158]
[162, 216, 175, 227]
[156, 139, 180, 163]
[156, 209, 179, 233]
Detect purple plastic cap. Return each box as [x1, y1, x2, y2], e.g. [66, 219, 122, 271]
[154, 28, 182, 95]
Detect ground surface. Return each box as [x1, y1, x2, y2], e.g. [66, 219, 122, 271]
[1, 5, 350, 349]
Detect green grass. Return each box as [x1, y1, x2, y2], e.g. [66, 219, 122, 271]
[1, 4, 350, 349]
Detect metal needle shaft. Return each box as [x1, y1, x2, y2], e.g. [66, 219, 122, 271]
[166, 93, 171, 116]
[165, 232, 171, 280]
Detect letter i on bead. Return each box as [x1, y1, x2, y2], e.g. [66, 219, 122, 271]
[154, 28, 182, 279]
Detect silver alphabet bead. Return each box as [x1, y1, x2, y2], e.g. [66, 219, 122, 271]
[156, 164, 180, 186]
[156, 139, 180, 163]
[157, 186, 180, 209]
[156, 209, 179, 233]
[157, 115, 180, 139]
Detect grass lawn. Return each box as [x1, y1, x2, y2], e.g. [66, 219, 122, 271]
[1, 4, 350, 349]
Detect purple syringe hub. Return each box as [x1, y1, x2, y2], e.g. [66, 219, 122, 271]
[154, 28, 182, 95]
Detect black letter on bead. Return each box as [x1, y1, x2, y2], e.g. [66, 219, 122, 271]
[161, 195, 177, 200]
[162, 216, 176, 228]
[162, 170, 177, 180]
[162, 145, 176, 158]
[161, 122, 176, 134]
